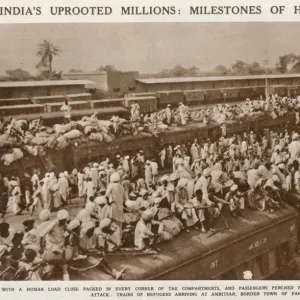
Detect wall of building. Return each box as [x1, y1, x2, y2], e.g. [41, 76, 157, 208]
[291, 78, 300, 85]
[62, 72, 108, 91]
[136, 76, 300, 94]
[0, 85, 86, 99]
[107, 71, 139, 93]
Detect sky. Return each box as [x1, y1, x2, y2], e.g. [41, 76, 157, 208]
[0, 22, 299, 75]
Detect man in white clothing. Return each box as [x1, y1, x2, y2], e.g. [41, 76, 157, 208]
[60, 98, 72, 124]
[194, 168, 211, 198]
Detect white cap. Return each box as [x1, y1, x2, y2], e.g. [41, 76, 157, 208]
[67, 218, 80, 231]
[202, 168, 211, 177]
[95, 196, 107, 205]
[154, 197, 162, 204]
[110, 172, 120, 182]
[230, 184, 238, 192]
[39, 209, 51, 222]
[243, 270, 253, 280]
[142, 210, 153, 222]
[81, 221, 95, 233]
[169, 173, 178, 182]
[9, 180, 18, 186]
[177, 178, 188, 189]
[160, 175, 169, 182]
[100, 218, 112, 230]
[57, 209, 69, 221]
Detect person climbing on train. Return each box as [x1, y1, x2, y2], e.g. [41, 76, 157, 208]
[60, 97, 72, 124]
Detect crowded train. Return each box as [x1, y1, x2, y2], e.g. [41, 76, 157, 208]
[0, 93, 300, 281]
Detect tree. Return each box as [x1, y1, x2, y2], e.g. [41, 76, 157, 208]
[157, 65, 200, 78]
[36, 40, 61, 79]
[276, 53, 300, 73]
[6, 68, 33, 81]
[187, 66, 200, 76]
[37, 70, 62, 80]
[291, 61, 300, 73]
[158, 69, 173, 78]
[68, 68, 84, 73]
[172, 65, 187, 77]
[231, 60, 249, 75]
[213, 65, 230, 75]
[96, 65, 117, 72]
[248, 62, 265, 75]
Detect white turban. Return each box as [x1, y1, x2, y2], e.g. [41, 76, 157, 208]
[95, 196, 107, 206]
[243, 270, 253, 280]
[81, 221, 95, 234]
[142, 210, 153, 222]
[177, 178, 188, 189]
[99, 218, 111, 230]
[160, 175, 169, 182]
[39, 209, 51, 222]
[230, 184, 238, 192]
[202, 168, 211, 177]
[67, 218, 80, 231]
[57, 209, 69, 221]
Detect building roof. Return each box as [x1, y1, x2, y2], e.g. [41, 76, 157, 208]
[136, 73, 300, 85]
[0, 80, 95, 88]
[63, 72, 107, 76]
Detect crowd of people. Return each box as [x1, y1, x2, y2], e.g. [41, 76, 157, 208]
[1, 94, 300, 281]
[1, 93, 299, 166]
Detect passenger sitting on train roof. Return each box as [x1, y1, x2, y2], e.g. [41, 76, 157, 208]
[79, 219, 125, 280]
[134, 209, 159, 253]
[225, 184, 245, 218]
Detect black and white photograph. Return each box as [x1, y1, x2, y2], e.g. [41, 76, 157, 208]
[0, 22, 299, 282]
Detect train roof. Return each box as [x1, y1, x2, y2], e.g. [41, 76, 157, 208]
[15, 107, 128, 121]
[136, 73, 300, 85]
[72, 205, 298, 280]
[0, 80, 95, 88]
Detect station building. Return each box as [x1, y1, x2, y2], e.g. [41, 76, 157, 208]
[0, 80, 94, 99]
[63, 71, 139, 94]
[135, 74, 300, 93]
